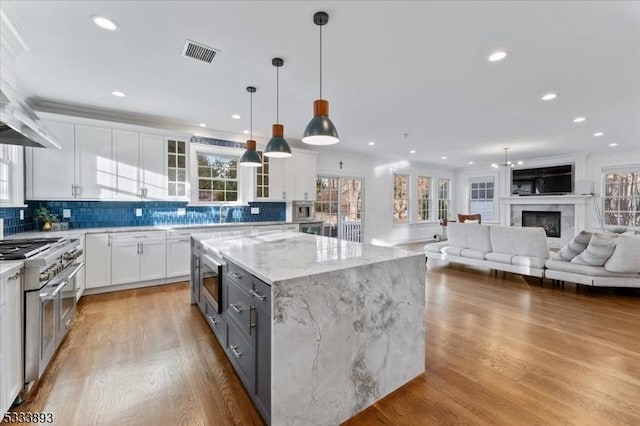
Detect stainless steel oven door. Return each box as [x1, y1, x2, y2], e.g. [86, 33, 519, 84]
[57, 263, 83, 340]
[201, 255, 225, 314]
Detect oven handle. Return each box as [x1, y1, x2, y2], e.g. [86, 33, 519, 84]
[40, 262, 85, 300]
[202, 255, 226, 269]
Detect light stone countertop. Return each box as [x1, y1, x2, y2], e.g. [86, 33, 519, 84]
[0, 261, 24, 277]
[199, 231, 422, 285]
[6, 221, 291, 239]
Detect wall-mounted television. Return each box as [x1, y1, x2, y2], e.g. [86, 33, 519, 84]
[512, 164, 574, 195]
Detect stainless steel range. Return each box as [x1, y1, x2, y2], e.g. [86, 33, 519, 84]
[14, 237, 84, 393]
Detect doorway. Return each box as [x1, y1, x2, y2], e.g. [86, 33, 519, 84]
[315, 176, 364, 242]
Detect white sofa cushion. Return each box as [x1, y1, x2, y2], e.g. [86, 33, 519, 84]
[442, 246, 464, 256]
[485, 252, 513, 264]
[546, 259, 638, 278]
[447, 223, 492, 252]
[425, 241, 448, 254]
[572, 233, 618, 266]
[460, 249, 486, 260]
[604, 234, 640, 273]
[512, 255, 547, 269]
[557, 231, 592, 261]
[490, 226, 549, 258]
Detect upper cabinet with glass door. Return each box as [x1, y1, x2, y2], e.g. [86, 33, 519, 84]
[167, 138, 188, 200]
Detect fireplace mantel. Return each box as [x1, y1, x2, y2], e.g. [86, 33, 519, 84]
[501, 195, 593, 205]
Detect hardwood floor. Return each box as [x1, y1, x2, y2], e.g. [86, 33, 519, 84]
[9, 267, 640, 426]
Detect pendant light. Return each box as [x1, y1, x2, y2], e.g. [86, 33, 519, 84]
[264, 58, 292, 158]
[239, 86, 263, 167]
[302, 11, 339, 146]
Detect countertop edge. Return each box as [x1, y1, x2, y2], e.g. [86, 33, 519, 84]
[0, 261, 24, 277]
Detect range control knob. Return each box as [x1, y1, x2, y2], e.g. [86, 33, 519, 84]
[39, 272, 49, 282]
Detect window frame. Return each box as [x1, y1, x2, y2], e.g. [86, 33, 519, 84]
[0, 144, 24, 207]
[468, 176, 496, 222]
[416, 176, 431, 223]
[189, 144, 248, 205]
[438, 178, 450, 221]
[393, 173, 410, 224]
[602, 166, 640, 229]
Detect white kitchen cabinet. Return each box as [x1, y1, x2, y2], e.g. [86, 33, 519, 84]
[29, 120, 76, 199]
[259, 151, 316, 201]
[74, 124, 114, 198]
[113, 129, 140, 199]
[85, 233, 112, 289]
[140, 134, 167, 199]
[111, 232, 166, 285]
[166, 237, 190, 278]
[293, 151, 317, 201]
[0, 268, 23, 415]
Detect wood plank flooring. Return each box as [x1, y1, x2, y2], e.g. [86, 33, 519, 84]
[8, 265, 640, 426]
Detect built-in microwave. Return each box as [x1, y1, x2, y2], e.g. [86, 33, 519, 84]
[200, 253, 225, 314]
[287, 201, 315, 223]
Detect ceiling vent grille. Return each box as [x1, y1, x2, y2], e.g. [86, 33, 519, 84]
[182, 39, 218, 63]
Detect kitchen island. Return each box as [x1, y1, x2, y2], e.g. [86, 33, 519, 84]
[195, 231, 425, 425]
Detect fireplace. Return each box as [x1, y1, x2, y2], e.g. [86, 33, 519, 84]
[522, 211, 561, 237]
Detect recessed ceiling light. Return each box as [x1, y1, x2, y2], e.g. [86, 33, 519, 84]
[111, 91, 126, 97]
[199, 123, 206, 127]
[541, 93, 557, 101]
[243, 130, 250, 134]
[441, 156, 447, 160]
[409, 150, 416, 154]
[231, 114, 241, 120]
[368, 141, 375, 146]
[491, 163, 499, 169]
[573, 117, 586, 123]
[488, 51, 507, 62]
[593, 132, 604, 137]
[92, 16, 119, 31]
[517, 160, 524, 165]
[608, 143, 618, 147]
[468, 161, 474, 165]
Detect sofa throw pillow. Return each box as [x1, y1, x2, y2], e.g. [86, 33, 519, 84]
[557, 231, 592, 261]
[604, 234, 640, 273]
[571, 233, 618, 266]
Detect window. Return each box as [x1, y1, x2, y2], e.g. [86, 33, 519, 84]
[604, 168, 640, 227]
[469, 177, 495, 221]
[417, 176, 431, 221]
[256, 152, 270, 198]
[196, 152, 238, 202]
[393, 174, 409, 223]
[0, 144, 22, 205]
[0, 150, 10, 202]
[168, 139, 187, 196]
[438, 178, 450, 221]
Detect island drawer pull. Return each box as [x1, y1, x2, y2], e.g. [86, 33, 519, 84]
[230, 345, 243, 358]
[230, 304, 243, 313]
[207, 315, 219, 325]
[230, 271, 243, 280]
[250, 289, 266, 301]
[249, 306, 256, 335]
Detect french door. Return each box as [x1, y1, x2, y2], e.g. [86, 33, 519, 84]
[315, 176, 365, 242]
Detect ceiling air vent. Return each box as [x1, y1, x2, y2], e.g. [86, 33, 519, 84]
[182, 39, 218, 63]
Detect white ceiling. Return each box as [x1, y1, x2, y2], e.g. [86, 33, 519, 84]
[3, 1, 640, 167]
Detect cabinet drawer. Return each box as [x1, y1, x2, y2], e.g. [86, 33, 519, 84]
[204, 298, 227, 347]
[226, 320, 255, 393]
[226, 280, 253, 337]
[112, 231, 165, 243]
[226, 261, 252, 291]
[248, 278, 271, 315]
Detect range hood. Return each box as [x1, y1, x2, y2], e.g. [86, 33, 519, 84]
[0, 86, 60, 149]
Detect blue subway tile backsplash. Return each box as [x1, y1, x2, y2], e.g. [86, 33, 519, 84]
[2, 201, 285, 235]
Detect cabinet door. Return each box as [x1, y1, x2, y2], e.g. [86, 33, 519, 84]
[254, 302, 272, 420]
[30, 121, 76, 199]
[294, 152, 317, 201]
[75, 124, 114, 199]
[167, 238, 190, 278]
[266, 158, 284, 200]
[113, 129, 140, 199]
[1, 272, 23, 412]
[140, 134, 167, 199]
[140, 239, 167, 281]
[111, 240, 140, 285]
[281, 157, 296, 201]
[85, 234, 112, 288]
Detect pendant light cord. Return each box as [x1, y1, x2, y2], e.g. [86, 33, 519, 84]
[250, 90, 253, 140]
[276, 65, 280, 124]
[319, 24, 323, 99]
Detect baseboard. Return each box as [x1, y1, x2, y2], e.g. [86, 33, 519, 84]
[82, 275, 190, 296]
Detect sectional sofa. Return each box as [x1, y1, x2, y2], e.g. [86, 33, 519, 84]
[425, 223, 640, 288]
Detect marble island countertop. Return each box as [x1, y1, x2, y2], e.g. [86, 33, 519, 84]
[199, 231, 422, 284]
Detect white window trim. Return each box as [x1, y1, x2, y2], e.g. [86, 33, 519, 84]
[467, 176, 497, 223]
[601, 165, 640, 230]
[392, 171, 411, 225]
[189, 143, 252, 206]
[437, 177, 451, 222]
[415, 175, 432, 223]
[0, 145, 25, 207]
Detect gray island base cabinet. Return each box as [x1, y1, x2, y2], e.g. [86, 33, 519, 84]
[194, 231, 425, 426]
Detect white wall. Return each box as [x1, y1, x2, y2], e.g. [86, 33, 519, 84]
[316, 151, 456, 245]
